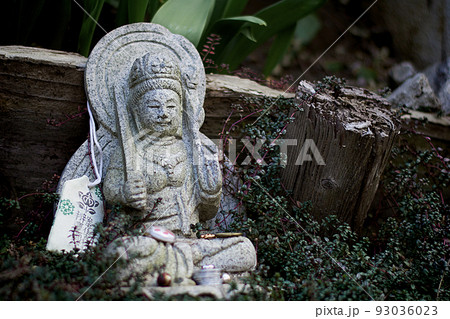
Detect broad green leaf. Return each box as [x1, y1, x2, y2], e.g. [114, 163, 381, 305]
[105, 0, 120, 8]
[209, 0, 229, 26]
[263, 14, 321, 76]
[220, 16, 266, 26]
[210, 0, 249, 23]
[263, 24, 296, 76]
[78, 0, 105, 56]
[152, 0, 215, 47]
[241, 27, 257, 42]
[217, 0, 327, 70]
[222, 0, 248, 18]
[225, 16, 267, 42]
[146, 0, 162, 21]
[116, 0, 128, 26]
[128, 0, 150, 23]
[202, 15, 266, 51]
[294, 13, 321, 45]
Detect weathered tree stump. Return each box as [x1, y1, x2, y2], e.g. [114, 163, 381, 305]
[281, 81, 399, 232]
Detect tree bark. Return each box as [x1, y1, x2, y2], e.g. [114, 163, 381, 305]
[281, 81, 399, 232]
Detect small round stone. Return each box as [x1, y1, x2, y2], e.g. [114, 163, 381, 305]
[147, 225, 176, 243]
[157, 272, 172, 287]
[222, 273, 231, 284]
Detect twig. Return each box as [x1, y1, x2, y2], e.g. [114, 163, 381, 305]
[437, 258, 450, 300]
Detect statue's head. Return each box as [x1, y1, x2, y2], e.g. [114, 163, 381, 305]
[127, 54, 183, 137]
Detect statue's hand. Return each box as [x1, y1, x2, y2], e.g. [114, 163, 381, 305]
[123, 172, 147, 210]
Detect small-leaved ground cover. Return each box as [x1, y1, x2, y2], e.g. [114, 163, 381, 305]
[0, 78, 448, 300]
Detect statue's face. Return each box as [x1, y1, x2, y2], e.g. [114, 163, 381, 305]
[135, 89, 182, 136]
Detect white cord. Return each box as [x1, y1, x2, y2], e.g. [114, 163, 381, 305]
[87, 101, 103, 187]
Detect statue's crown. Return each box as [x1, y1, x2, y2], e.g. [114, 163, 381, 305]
[129, 54, 180, 88]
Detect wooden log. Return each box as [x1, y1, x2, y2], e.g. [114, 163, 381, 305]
[0, 46, 293, 199]
[203, 74, 294, 138]
[281, 81, 399, 232]
[0, 46, 88, 198]
[400, 110, 450, 142]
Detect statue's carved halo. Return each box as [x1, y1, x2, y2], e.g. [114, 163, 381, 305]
[85, 23, 206, 136]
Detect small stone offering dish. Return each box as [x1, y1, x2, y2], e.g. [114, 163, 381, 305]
[193, 265, 222, 285]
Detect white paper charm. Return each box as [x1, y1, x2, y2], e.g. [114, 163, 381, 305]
[46, 175, 104, 252]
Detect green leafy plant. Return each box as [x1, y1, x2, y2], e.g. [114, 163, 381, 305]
[214, 0, 326, 73]
[1, 0, 326, 76]
[152, 0, 217, 47]
[78, 0, 105, 56]
[0, 77, 448, 300]
[80, 0, 328, 75]
[148, 0, 326, 75]
[213, 79, 449, 301]
[0, 205, 148, 301]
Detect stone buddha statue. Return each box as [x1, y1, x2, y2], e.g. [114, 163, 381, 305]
[103, 53, 221, 236]
[56, 23, 256, 286]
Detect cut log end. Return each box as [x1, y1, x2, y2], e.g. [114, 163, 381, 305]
[281, 81, 399, 232]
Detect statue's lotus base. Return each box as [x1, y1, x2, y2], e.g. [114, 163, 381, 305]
[107, 235, 257, 287]
[142, 283, 253, 300]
